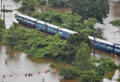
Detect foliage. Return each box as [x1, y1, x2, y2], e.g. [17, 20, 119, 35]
[0, 19, 5, 40]
[2, 22, 77, 62]
[79, 70, 103, 82]
[110, 19, 120, 27]
[33, 10, 63, 26]
[67, 33, 92, 47]
[90, 59, 100, 63]
[70, 0, 109, 23]
[18, 0, 38, 12]
[36, 0, 46, 5]
[116, 77, 120, 82]
[50, 62, 58, 67]
[61, 13, 82, 30]
[51, 0, 71, 7]
[75, 42, 93, 71]
[59, 65, 79, 79]
[99, 56, 116, 72]
[1, 9, 13, 13]
[83, 18, 98, 30]
[33, 10, 98, 34]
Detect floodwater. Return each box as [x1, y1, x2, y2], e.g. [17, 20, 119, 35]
[0, 0, 120, 82]
[0, 41, 61, 82]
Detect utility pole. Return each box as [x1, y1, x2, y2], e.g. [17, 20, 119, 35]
[93, 35, 95, 59]
[1, 0, 2, 12]
[71, 13, 74, 30]
[45, 22, 47, 36]
[3, 5, 12, 24]
[3, 5, 5, 22]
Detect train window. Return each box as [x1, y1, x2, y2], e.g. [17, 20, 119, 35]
[114, 48, 117, 51]
[63, 32, 69, 36]
[110, 47, 113, 50]
[58, 31, 62, 34]
[118, 49, 120, 52]
[107, 46, 109, 49]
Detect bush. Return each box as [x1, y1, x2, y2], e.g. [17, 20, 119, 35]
[100, 60, 116, 72]
[59, 65, 79, 79]
[110, 19, 120, 26]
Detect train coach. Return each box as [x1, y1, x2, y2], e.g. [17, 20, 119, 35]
[16, 14, 37, 27]
[16, 14, 77, 39]
[88, 36, 120, 55]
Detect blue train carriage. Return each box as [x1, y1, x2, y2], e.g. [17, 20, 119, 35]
[88, 36, 120, 55]
[16, 14, 37, 28]
[36, 20, 59, 34]
[58, 28, 77, 39]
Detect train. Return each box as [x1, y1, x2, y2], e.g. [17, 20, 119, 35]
[16, 14, 77, 39]
[88, 36, 120, 55]
[15, 14, 120, 55]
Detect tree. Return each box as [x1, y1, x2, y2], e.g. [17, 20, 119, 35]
[71, 0, 109, 23]
[33, 10, 63, 26]
[99, 56, 116, 72]
[0, 19, 5, 40]
[59, 65, 79, 79]
[67, 33, 92, 47]
[61, 12, 82, 30]
[110, 19, 120, 27]
[51, 0, 71, 7]
[18, 0, 37, 14]
[75, 42, 92, 71]
[80, 70, 103, 82]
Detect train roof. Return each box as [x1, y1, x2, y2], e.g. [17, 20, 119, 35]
[88, 36, 113, 46]
[46, 23, 60, 29]
[59, 28, 77, 34]
[36, 20, 45, 25]
[17, 14, 37, 21]
[36, 20, 60, 29]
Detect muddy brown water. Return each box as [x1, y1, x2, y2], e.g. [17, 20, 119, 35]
[0, 0, 120, 82]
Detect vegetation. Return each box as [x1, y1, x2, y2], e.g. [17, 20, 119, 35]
[70, 0, 109, 23]
[0, 0, 116, 80]
[0, 19, 5, 40]
[1, 9, 13, 13]
[33, 10, 98, 32]
[51, 0, 71, 7]
[110, 19, 120, 27]
[18, 0, 46, 14]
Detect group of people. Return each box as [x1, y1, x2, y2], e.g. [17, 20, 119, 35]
[25, 73, 33, 77]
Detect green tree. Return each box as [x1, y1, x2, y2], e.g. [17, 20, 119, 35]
[71, 0, 109, 23]
[110, 19, 120, 27]
[80, 70, 103, 82]
[51, 0, 70, 7]
[33, 10, 63, 26]
[0, 19, 5, 40]
[67, 33, 92, 47]
[18, 0, 38, 14]
[61, 12, 82, 30]
[75, 42, 92, 71]
[99, 56, 116, 72]
[59, 65, 79, 79]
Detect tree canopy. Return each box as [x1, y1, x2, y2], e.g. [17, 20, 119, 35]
[70, 0, 109, 23]
[0, 19, 5, 40]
